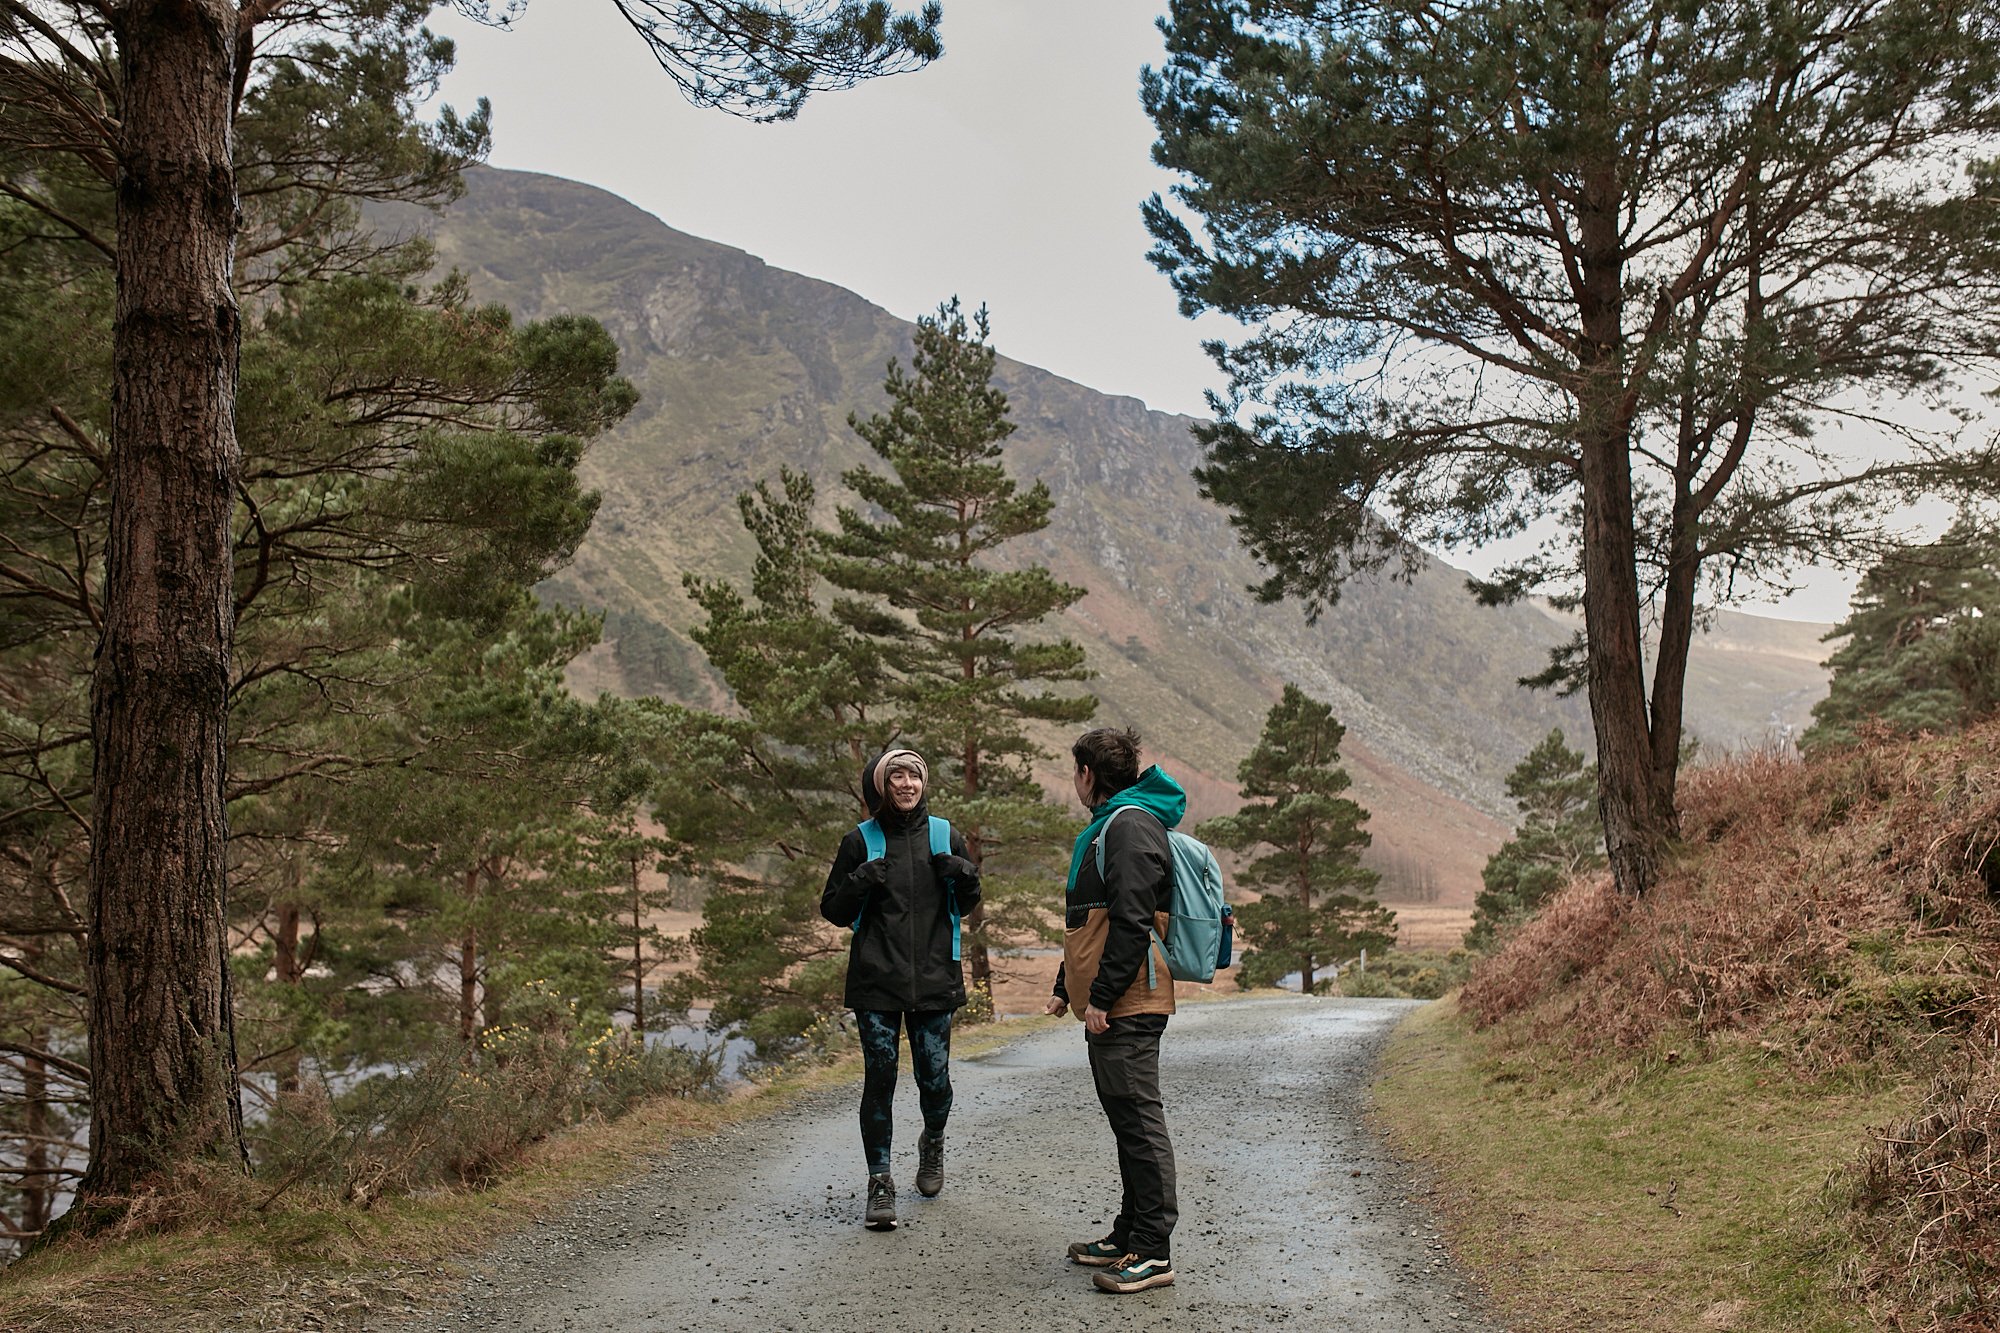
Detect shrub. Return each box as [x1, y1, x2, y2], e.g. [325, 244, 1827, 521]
[1459, 734, 2000, 1067]
[960, 978, 995, 1025]
[1316, 949, 1472, 1000]
[252, 981, 719, 1209]
[1330, 968, 1402, 999]
[1445, 721, 2000, 1327]
[1844, 1047, 2000, 1331]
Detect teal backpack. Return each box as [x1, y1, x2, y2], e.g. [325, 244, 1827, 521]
[855, 815, 963, 962]
[1094, 805, 1232, 985]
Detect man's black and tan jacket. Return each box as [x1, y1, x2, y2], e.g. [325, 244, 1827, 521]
[1053, 766, 1185, 1020]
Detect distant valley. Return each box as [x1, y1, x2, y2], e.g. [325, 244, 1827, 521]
[394, 167, 1834, 906]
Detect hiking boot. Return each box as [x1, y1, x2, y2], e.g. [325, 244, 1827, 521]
[916, 1130, 944, 1197]
[1092, 1253, 1175, 1293]
[864, 1172, 897, 1229]
[1066, 1235, 1125, 1267]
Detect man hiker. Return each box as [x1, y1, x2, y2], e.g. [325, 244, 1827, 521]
[821, 747, 982, 1230]
[1046, 726, 1181, 1293]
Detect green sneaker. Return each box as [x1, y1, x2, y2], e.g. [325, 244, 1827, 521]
[864, 1173, 897, 1229]
[1092, 1253, 1175, 1293]
[1066, 1235, 1125, 1267]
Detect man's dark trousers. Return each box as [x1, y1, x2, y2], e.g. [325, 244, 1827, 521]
[1086, 1013, 1177, 1258]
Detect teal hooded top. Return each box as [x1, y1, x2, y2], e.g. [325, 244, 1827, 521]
[1065, 764, 1188, 895]
[1059, 764, 1187, 1011]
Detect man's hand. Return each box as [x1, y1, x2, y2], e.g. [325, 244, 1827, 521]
[1084, 1004, 1110, 1034]
[1044, 994, 1068, 1017]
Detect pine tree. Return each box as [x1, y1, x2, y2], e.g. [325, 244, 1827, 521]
[1145, 0, 2000, 898]
[0, 15, 631, 1235]
[1, 0, 942, 1225]
[312, 595, 643, 1051]
[1196, 685, 1393, 992]
[821, 299, 1095, 1003]
[673, 471, 887, 1059]
[1802, 518, 2000, 753]
[1464, 729, 1602, 952]
[583, 704, 686, 1036]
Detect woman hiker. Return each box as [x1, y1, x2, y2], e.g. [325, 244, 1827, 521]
[820, 747, 982, 1229]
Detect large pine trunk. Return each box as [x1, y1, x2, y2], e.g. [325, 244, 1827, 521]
[1574, 83, 1673, 899]
[1298, 871, 1316, 994]
[1578, 434, 1669, 897]
[962, 907, 991, 998]
[75, 0, 249, 1216]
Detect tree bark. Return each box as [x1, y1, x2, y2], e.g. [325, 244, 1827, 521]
[459, 930, 480, 1044]
[1578, 431, 1662, 897]
[274, 892, 304, 1094]
[74, 0, 248, 1218]
[22, 1015, 51, 1237]
[630, 856, 645, 1031]
[1574, 19, 1668, 897]
[459, 867, 480, 1043]
[274, 905, 302, 988]
[1648, 484, 1702, 822]
[1297, 846, 1315, 993]
[960, 734, 992, 1003]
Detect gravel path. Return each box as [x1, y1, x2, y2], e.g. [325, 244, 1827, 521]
[399, 995, 1505, 1332]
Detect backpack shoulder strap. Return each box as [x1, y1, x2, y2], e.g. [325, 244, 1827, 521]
[852, 820, 884, 931]
[1096, 807, 1171, 990]
[1092, 805, 1133, 880]
[928, 816, 962, 964]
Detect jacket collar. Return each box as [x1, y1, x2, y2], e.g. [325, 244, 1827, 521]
[1066, 765, 1187, 891]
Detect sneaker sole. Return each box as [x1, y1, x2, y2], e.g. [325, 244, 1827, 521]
[865, 1216, 898, 1231]
[1093, 1270, 1175, 1293]
[1068, 1251, 1121, 1267]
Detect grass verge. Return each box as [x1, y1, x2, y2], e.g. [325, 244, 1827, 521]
[1373, 999, 1915, 1333]
[0, 1012, 1060, 1333]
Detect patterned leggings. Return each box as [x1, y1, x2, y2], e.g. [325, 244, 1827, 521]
[856, 1009, 954, 1175]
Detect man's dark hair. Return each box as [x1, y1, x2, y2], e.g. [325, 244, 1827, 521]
[1072, 727, 1143, 796]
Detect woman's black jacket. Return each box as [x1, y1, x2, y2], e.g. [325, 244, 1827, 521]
[820, 800, 981, 1013]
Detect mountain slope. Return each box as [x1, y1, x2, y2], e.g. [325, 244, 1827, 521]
[395, 167, 1830, 904]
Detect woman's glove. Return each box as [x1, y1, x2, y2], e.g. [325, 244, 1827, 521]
[853, 857, 890, 889]
[932, 853, 981, 884]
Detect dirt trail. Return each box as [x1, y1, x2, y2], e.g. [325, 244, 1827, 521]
[397, 995, 1506, 1332]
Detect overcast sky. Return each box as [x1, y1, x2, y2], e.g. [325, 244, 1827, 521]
[426, 1, 1865, 623]
[427, 2, 1224, 414]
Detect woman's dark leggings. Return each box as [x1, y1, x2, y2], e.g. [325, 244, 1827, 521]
[856, 1009, 953, 1175]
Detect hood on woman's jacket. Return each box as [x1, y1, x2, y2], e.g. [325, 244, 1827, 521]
[861, 747, 930, 826]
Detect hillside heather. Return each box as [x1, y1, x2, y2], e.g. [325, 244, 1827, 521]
[1461, 722, 2000, 1327]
